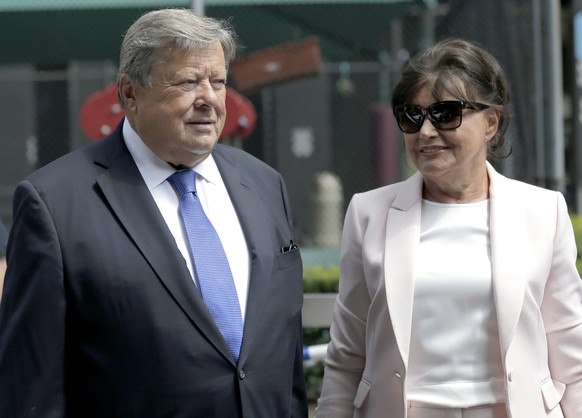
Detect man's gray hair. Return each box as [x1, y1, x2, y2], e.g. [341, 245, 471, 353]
[118, 8, 238, 89]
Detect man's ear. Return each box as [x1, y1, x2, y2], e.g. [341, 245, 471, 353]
[118, 74, 137, 113]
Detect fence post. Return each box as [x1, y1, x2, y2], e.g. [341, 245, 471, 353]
[309, 171, 343, 248]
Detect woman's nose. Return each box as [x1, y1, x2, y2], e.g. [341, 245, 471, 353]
[418, 117, 438, 138]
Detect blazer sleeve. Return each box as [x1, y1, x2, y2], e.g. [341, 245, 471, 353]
[542, 193, 582, 418]
[317, 195, 369, 417]
[0, 180, 67, 417]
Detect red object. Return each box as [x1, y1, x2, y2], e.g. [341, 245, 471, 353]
[80, 84, 124, 141]
[79, 85, 256, 141]
[230, 37, 322, 93]
[222, 87, 257, 140]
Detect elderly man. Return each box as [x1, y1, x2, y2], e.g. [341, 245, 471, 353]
[0, 9, 307, 417]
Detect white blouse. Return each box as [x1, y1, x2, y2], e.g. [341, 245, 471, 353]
[406, 199, 505, 408]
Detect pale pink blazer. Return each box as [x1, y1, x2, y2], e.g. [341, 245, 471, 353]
[316, 163, 582, 418]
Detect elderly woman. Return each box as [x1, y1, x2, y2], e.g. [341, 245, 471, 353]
[316, 38, 582, 418]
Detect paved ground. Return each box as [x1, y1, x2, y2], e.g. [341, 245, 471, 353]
[309, 402, 316, 417]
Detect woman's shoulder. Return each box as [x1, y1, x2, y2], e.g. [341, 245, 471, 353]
[348, 177, 420, 217]
[490, 170, 567, 221]
[493, 170, 561, 200]
[354, 178, 411, 200]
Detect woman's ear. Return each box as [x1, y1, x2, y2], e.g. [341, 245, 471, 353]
[484, 108, 500, 141]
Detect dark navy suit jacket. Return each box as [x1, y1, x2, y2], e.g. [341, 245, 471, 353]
[0, 123, 308, 417]
[0, 220, 6, 258]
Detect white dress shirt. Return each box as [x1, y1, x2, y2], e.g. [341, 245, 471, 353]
[122, 119, 250, 319]
[406, 199, 505, 408]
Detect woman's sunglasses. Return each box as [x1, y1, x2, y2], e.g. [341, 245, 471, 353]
[393, 100, 489, 133]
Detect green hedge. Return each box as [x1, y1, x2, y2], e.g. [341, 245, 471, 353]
[571, 215, 582, 275]
[302, 266, 339, 401]
[303, 266, 340, 293]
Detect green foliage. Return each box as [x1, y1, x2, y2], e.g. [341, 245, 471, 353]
[302, 266, 339, 401]
[303, 327, 330, 400]
[303, 266, 340, 293]
[571, 214, 582, 272]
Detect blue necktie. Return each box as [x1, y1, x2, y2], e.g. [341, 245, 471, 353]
[168, 170, 243, 363]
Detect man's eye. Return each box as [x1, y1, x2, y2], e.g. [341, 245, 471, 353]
[180, 80, 196, 91]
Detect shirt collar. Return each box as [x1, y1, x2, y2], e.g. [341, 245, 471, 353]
[122, 118, 221, 189]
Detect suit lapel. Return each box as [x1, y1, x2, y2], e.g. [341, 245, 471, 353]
[384, 172, 423, 366]
[487, 163, 525, 357]
[212, 147, 274, 363]
[384, 164, 527, 365]
[94, 136, 234, 363]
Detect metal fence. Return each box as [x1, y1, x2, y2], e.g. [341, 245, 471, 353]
[0, 0, 567, 245]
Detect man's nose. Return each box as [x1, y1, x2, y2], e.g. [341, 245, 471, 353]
[194, 80, 218, 108]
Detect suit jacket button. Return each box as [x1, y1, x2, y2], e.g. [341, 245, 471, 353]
[239, 369, 246, 380]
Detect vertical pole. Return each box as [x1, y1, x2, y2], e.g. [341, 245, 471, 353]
[532, 0, 546, 187]
[191, 0, 205, 16]
[419, 0, 437, 51]
[573, 1, 582, 212]
[541, 0, 565, 192]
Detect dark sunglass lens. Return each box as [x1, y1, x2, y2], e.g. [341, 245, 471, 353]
[429, 102, 462, 129]
[398, 105, 424, 133]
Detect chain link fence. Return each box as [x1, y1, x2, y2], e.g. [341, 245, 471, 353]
[0, 0, 562, 245]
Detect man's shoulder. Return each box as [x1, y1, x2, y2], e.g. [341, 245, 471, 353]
[213, 144, 279, 175]
[27, 135, 123, 183]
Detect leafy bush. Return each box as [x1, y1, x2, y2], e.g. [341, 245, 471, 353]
[303, 266, 340, 293]
[571, 215, 582, 275]
[302, 266, 339, 401]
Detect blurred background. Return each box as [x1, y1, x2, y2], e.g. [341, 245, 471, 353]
[1, 0, 582, 241]
[3, 0, 582, 408]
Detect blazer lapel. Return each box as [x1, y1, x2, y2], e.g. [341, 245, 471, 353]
[94, 137, 234, 363]
[384, 172, 423, 366]
[212, 147, 274, 363]
[487, 163, 526, 356]
[384, 164, 527, 365]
